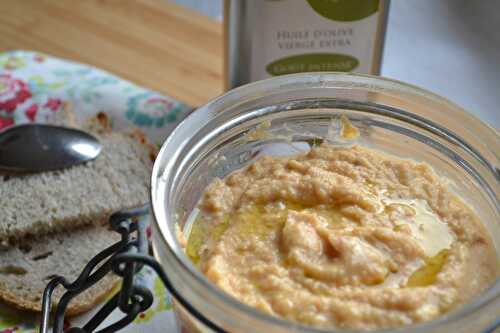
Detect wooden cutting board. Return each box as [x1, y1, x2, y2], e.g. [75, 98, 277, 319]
[0, 0, 223, 107]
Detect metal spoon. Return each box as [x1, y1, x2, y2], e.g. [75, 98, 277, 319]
[0, 124, 102, 172]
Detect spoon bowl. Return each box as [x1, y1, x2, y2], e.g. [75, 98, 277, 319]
[0, 124, 102, 172]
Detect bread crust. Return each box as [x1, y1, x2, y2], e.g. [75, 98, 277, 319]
[0, 274, 120, 317]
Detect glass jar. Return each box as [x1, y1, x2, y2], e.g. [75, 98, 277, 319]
[150, 73, 499, 333]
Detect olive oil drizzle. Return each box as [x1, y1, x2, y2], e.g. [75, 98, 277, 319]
[186, 198, 454, 287]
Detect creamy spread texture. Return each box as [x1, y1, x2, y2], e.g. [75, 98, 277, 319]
[186, 145, 498, 330]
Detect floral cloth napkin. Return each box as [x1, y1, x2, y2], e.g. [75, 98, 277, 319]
[0, 51, 188, 333]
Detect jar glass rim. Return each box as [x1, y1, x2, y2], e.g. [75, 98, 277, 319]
[151, 72, 500, 333]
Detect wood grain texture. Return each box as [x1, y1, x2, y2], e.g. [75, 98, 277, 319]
[0, 0, 224, 106]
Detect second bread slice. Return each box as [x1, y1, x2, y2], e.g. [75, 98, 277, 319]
[0, 224, 121, 316]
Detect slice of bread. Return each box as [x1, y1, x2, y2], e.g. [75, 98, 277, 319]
[0, 224, 120, 315]
[0, 114, 154, 244]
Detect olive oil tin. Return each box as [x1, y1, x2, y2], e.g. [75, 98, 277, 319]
[224, 0, 390, 89]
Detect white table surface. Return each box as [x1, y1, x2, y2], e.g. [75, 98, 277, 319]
[174, 0, 499, 128]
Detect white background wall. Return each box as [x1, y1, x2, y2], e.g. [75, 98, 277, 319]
[174, 0, 500, 127]
[383, 1, 499, 128]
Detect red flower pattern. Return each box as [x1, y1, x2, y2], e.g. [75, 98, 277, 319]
[0, 75, 65, 129]
[25, 104, 38, 121]
[0, 74, 32, 113]
[0, 116, 14, 129]
[43, 98, 62, 112]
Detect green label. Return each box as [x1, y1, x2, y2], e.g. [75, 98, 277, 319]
[306, 0, 379, 22]
[266, 53, 359, 76]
